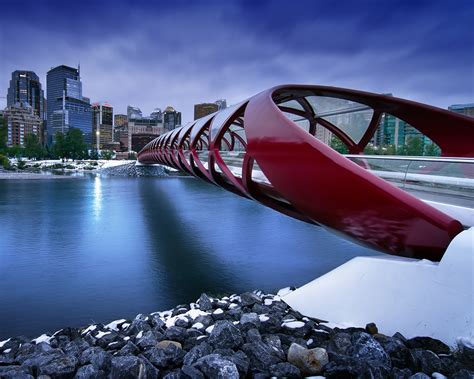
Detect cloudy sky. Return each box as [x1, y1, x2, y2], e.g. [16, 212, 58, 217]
[0, 0, 472, 123]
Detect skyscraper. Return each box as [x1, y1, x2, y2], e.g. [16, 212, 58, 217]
[92, 102, 114, 150]
[448, 103, 474, 118]
[7, 70, 45, 120]
[194, 102, 218, 120]
[46, 65, 92, 145]
[4, 103, 43, 146]
[215, 99, 227, 110]
[163, 106, 181, 131]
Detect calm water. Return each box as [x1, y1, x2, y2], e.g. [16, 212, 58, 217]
[0, 176, 377, 339]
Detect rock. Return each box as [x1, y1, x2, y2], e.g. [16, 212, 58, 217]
[409, 373, 431, 379]
[193, 315, 213, 328]
[74, 364, 106, 379]
[175, 318, 190, 328]
[158, 340, 182, 350]
[95, 330, 119, 349]
[241, 341, 282, 372]
[239, 313, 261, 331]
[240, 292, 261, 307]
[150, 314, 166, 330]
[365, 322, 378, 335]
[348, 332, 391, 367]
[110, 355, 158, 379]
[452, 369, 474, 379]
[63, 339, 91, 358]
[375, 334, 410, 368]
[226, 350, 250, 377]
[208, 320, 243, 349]
[22, 349, 67, 372]
[328, 332, 352, 355]
[245, 328, 262, 343]
[259, 313, 282, 333]
[406, 337, 450, 355]
[37, 355, 78, 378]
[164, 326, 187, 343]
[144, 344, 185, 368]
[287, 343, 328, 375]
[409, 348, 444, 375]
[0, 366, 34, 379]
[127, 314, 152, 335]
[198, 293, 213, 311]
[323, 356, 390, 378]
[392, 367, 413, 378]
[116, 341, 140, 356]
[211, 309, 225, 321]
[193, 354, 239, 379]
[183, 342, 213, 366]
[269, 362, 301, 378]
[136, 331, 159, 350]
[162, 368, 183, 379]
[181, 365, 204, 379]
[457, 337, 474, 369]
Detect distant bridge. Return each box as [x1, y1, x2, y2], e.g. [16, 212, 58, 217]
[138, 85, 474, 261]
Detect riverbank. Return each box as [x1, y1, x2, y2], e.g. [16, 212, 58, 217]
[0, 289, 472, 379]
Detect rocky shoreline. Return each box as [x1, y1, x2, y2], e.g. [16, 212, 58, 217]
[0, 289, 473, 379]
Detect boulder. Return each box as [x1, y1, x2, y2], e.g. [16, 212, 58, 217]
[241, 341, 282, 372]
[164, 326, 187, 343]
[144, 344, 185, 368]
[348, 332, 391, 367]
[287, 343, 328, 375]
[198, 293, 213, 311]
[183, 342, 213, 366]
[208, 320, 243, 349]
[193, 354, 239, 379]
[269, 362, 301, 378]
[37, 355, 78, 378]
[73, 364, 106, 379]
[239, 313, 260, 331]
[406, 337, 450, 355]
[240, 292, 261, 307]
[109, 355, 158, 379]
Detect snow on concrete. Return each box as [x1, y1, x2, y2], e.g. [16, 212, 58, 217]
[277, 287, 294, 297]
[105, 319, 127, 331]
[282, 321, 305, 329]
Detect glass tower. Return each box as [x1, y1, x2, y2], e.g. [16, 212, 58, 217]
[7, 70, 45, 120]
[46, 65, 92, 145]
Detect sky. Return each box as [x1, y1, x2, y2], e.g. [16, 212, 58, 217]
[0, 0, 473, 123]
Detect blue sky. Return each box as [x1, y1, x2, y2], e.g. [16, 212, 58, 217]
[0, 0, 473, 123]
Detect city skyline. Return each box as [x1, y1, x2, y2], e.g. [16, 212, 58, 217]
[1, 0, 473, 124]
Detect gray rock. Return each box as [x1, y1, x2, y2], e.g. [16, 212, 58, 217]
[109, 355, 157, 379]
[452, 369, 474, 379]
[63, 339, 91, 358]
[269, 362, 301, 378]
[150, 315, 166, 330]
[198, 294, 213, 311]
[193, 354, 239, 379]
[349, 332, 391, 367]
[193, 315, 213, 328]
[136, 330, 159, 350]
[409, 373, 431, 379]
[22, 349, 66, 372]
[226, 308, 243, 321]
[259, 313, 282, 333]
[126, 314, 152, 335]
[409, 348, 444, 375]
[144, 344, 185, 368]
[226, 350, 250, 377]
[175, 318, 190, 328]
[239, 313, 260, 331]
[406, 337, 450, 355]
[95, 331, 119, 349]
[116, 341, 140, 356]
[241, 341, 282, 371]
[240, 292, 261, 307]
[208, 320, 243, 349]
[391, 367, 413, 379]
[328, 332, 352, 355]
[164, 326, 187, 343]
[376, 334, 410, 368]
[73, 364, 106, 379]
[245, 328, 262, 343]
[181, 365, 204, 379]
[163, 368, 183, 379]
[287, 343, 328, 375]
[183, 342, 213, 366]
[0, 366, 34, 379]
[37, 355, 78, 378]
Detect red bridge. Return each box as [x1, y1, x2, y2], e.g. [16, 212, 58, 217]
[138, 85, 474, 261]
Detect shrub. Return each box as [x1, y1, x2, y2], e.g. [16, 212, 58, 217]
[0, 154, 11, 170]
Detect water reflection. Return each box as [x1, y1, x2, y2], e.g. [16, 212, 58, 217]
[92, 176, 102, 220]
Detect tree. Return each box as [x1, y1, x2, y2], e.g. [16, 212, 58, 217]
[65, 128, 88, 160]
[100, 150, 114, 160]
[330, 136, 349, 154]
[0, 116, 7, 151]
[424, 143, 441, 156]
[24, 133, 44, 160]
[52, 132, 67, 159]
[399, 136, 423, 156]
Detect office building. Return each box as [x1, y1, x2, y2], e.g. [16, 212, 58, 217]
[7, 70, 45, 120]
[46, 65, 92, 145]
[114, 114, 127, 128]
[215, 99, 227, 110]
[448, 103, 474, 118]
[125, 106, 165, 152]
[163, 106, 181, 132]
[127, 105, 143, 120]
[194, 102, 218, 120]
[4, 103, 43, 146]
[92, 102, 116, 150]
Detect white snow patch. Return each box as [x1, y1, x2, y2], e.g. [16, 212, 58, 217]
[259, 315, 270, 322]
[282, 321, 305, 329]
[321, 321, 357, 329]
[3, 348, 11, 354]
[233, 321, 240, 325]
[457, 336, 474, 349]
[52, 329, 63, 336]
[96, 331, 111, 339]
[187, 309, 209, 319]
[277, 287, 294, 297]
[32, 334, 52, 344]
[81, 325, 97, 335]
[307, 339, 313, 346]
[191, 322, 204, 329]
[190, 303, 197, 309]
[136, 331, 143, 339]
[105, 319, 127, 331]
[124, 336, 130, 341]
[205, 325, 215, 334]
[264, 299, 273, 306]
[0, 339, 11, 348]
[228, 303, 238, 309]
[432, 374, 447, 379]
[302, 317, 309, 321]
[197, 336, 207, 340]
[213, 309, 224, 315]
[121, 323, 130, 329]
[159, 310, 173, 319]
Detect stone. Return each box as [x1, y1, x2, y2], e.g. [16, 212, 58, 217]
[269, 362, 301, 378]
[183, 342, 213, 366]
[406, 337, 450, 355]
[181, 365, 205, 379]
[226, 350, 250, 377]
[144, 344, 185, 368]
[324, 358, 389, 378]
[162, 368, 183, 379]
[116, 341, 140, 356]
[37, 355, 78, 378]
[451, 369, 474, 379]
[349, 332, 391, 367]
[226, 308, 243, 321]
[127, 314, 152, 335]
[63, 339, 91, 358]
[375, 334, 410, 368]
[164, 326, 187, 343]
[287, 343, 328, 375]
[409, 348, 444, 375]
[328, 332, 352, 355]
[74, 364, 106, 379]
[158, 340, 182, 350]
[241, 341, 282, 371]
[245, 328, 262, 343]
[208, 320, 243, 349]
[193, 315, 213, 328]
[240, 292, 261, 307]
[22, 349, 66, 372]
[457, 338, 474, 369]
[239, 313, 261, 331]
[391, 367, 413, 379]
[0, 366, 34, 379]
[365, 322, 379, 335]
[150, 314, 166, 330]
[110, 355, 157, 379]
[198, 293, 213, 311]
[193, 354, 239, 379]
[136, 330, 159, 350]
[95, 330, 119, 349]
[175, 318, 190, 328]
[409, 373, 431, 379]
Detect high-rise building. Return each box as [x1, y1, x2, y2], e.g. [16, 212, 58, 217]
[127, 105, 143, 120]
[163, 106, 181, 132]
[92, 102, 115, 150]
[7, 70, 45, 121]
[4, 103, 43, 146]
[114, 114, 128, 128]
[46, 65, 92, 145]
[194, 102, 218, 120]
[448, 103, 474, 118]
[215, 99, 227, 110]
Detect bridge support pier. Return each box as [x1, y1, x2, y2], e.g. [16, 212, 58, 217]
[282, 227, 473, 346]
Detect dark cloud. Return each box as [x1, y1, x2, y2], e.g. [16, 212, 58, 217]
[1, 0, 472, 122]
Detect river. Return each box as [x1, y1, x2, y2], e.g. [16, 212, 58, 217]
[0, 175, 377, 339]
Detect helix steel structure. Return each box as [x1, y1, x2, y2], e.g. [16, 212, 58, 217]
[138, 85, 474, 261]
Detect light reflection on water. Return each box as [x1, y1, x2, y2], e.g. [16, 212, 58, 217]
[0, 177, 377, 338]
